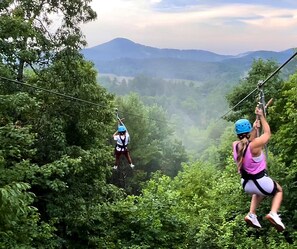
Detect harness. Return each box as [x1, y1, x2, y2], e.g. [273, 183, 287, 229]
[115, 136, 128, 152]
[237, 142, 276, 196]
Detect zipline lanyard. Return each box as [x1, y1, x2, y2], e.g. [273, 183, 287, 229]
[257, 82, 268, 158]
[257, 82, 266, 116]
[257, 82, 269, 158]
[115, 108, 124, 126]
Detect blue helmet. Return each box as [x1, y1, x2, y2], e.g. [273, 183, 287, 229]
[118, 125, 126, 132]
[235, 119, 252, 135]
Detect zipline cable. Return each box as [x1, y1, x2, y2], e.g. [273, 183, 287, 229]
[219, 88, 258, 120]
[0, 75, 173, 125]
[219, 51, 297, 120]
[258, 51, 297, 88]
[0, 76, 108, 108]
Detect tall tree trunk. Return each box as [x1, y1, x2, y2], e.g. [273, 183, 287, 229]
[17, 59, 24, 81]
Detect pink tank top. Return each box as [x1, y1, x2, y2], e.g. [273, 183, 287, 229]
[233, 142, 266, 174]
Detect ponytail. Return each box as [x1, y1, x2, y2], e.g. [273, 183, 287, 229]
[236, 134, 250, 172]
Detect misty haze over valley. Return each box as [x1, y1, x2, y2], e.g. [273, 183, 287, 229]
[82, 38, 296, 155]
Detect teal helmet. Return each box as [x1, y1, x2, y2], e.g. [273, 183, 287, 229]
[118, 125, 126, 132]
[235, 119, 252, 134]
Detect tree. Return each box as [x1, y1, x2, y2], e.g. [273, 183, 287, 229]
[24, 52, 125, 247]
[0, 0, 96, 81]
[0, 182, 57, 248]
[269, 73, 297, 164]
[268, 72, 297, 236]
[0, 95, 56, 247]
[0, 1, 126, 246]
[225, 59, 283, 122]
[0, 51, 126, 247]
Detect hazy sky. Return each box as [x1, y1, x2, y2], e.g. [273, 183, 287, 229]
[81, 0, 297, 55]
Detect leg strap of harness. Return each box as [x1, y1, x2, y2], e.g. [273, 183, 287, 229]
[242, 179, 248, 190]
[242, 178, 277, 196]
[252, 179, 274, 196]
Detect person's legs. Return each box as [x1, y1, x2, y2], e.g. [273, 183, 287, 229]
[265, 182, 285, 232]
[244, 194, 264, 228]
[271, 182, 283, 213]
[250, 194, 264, 214]
[124, 150, 134, 168]
[123, 151, 132, 164]
[114, 151, 121, 169]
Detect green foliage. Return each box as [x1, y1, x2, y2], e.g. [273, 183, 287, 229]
[268, 71, 297, 238]
[0, 0, 96, 80]
[225, 58, 283, 122]
[0, 124, 35, 168]
[269, 73, 297, 164]
[28, 53, 114, 160]
[0, 182, 56, 248]
[21, 53, 122, 246]
[0, 1, 124, 246]
[101, 172, 193, 249]
[100, 157, 297, 248]
[0, 25, 122, 249]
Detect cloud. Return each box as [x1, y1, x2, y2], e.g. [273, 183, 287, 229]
[81, 1, 297, 54]
[152, 0, 297, 11]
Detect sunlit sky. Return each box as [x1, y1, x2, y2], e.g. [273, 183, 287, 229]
[80, 0, 297, 55]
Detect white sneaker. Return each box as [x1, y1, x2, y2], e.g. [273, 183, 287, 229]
[265, 212, 285, 232]
[244, 213, 261, 228]
[113, 165, 118, 170]
[130, 164, 135, 169]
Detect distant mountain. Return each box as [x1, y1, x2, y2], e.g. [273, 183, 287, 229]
[81, 37, 295, 81]
[82, 37, 232, 62]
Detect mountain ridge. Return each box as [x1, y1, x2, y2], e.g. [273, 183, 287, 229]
[81, 37, 295, 81]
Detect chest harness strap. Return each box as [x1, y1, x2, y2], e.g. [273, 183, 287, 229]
[116, 137, 127, 151]
[238, 143, 276, 196]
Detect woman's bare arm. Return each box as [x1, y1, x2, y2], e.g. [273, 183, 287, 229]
[250, 107, 271, 155]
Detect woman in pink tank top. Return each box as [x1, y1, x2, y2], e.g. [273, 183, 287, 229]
[232, 107, 285, 232]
